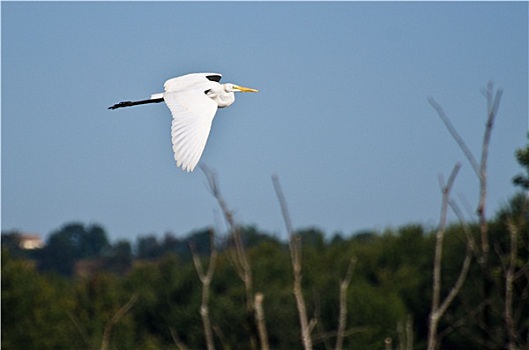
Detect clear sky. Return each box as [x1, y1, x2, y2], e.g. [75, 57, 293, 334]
[2, 2, 528, 242]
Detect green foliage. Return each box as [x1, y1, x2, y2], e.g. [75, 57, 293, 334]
[37, 222, 110, 276]
[513, 134, 529, 189]
[1, 249, 79, 349]
[2, 193, 528, 349]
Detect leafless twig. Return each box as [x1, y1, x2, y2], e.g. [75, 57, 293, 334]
[254, 293, 269, 350]
[190, 229, 218, 350]
[67, 311, 89, 348]
[428, 83, 502, 347]
[100, 292, 138, 350]
[427, 163, 463, 350]
[170, 327, 190, 350]
[428, 98, 480, 177]
[201, 164, 258, 349]
[272, 175, 314, 350]
[201, 165, 253, 307]
[335, 257, 357, 350]
[397, 315, 414, 350]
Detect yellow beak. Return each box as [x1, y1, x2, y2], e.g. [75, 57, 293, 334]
[235, 85, 259, 93]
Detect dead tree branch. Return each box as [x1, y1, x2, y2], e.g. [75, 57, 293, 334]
[100, 292, 138, 350]
[429, 83, 502, 347]
[170, 327, 190, 350]
[201, 165, 253, 309]
[67, 311, 90, 349]
[272, 175, 314, 350]
[429, 83, 502, 258]
[335, 257, 357, 350]
[201, 164, 258, 349]
[428, 98, 480, 177]
[190, 229, 218, 350]
[439, 200, 475, 317]
[254, 293, 270, 350]
[397, 315, 414, 350]
[313, 293, 333, 350]
[427, 163, 463, 350]
[201, 164, 236, 230]
[477, 82, 502, 259]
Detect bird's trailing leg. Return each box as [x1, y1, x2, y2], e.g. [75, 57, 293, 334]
[108, 97, 164, 110]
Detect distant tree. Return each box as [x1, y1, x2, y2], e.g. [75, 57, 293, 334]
[82, 225, 109, 257]
[297, 227, 326, 251]
[38, 223, 110, 276]
[224, 225, 280, 252]
[513, 134, 529, 190]
[1, 232, 23, 254]
[351, 231, 377, 244]
[329, 232, 345, 246]
[135, 235, 160, 260]
[105, 240, 133, 275]
[161, 232, 187, 257]
[186, 228, 216, 256]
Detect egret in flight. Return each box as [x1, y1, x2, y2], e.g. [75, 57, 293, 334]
[109, 73, 258, 172]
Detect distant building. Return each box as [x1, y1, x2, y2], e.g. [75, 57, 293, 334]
[19, 234, 44, 250]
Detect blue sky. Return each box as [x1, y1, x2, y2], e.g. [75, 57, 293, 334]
[2, 2, 528, 242]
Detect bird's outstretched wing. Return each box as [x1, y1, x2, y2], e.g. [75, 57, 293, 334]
[164, 73, 222, 93]
[164, 90, 218, 172]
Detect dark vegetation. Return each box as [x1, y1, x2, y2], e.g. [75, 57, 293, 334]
[3, 190, 528, 350]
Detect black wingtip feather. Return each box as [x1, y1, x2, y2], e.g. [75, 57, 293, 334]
[206, 75, 222, 82]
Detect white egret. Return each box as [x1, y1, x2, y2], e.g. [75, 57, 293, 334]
[109, 73, 258, 172]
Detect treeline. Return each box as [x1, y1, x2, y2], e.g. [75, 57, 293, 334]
[2, 223, 226, 277]
[2, 192, 528, 350]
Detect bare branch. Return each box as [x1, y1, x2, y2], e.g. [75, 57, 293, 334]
[200, 164, 235, 230]
[430, 83, 501, 261]
[428, 97, 480, 177]
[476, 83, 502, 258]
[190, 229, 218, 350]
[437, 222, 473, 319]
[272, 174, 314, 350]
[254, 293, 270, 350]
[313, 294, 333, 350]
[67, 311, 89, 349]
[397, 315, 414, 350]
[335, 257, 357, 350]
[449, 199, 477, 252]
[271, 174, 295, 235]
[201, 165, 253, 307]
[201, 165, 257, 348]
[100, 293, 139, 350]
[308, 318, 318, 337]
[427, 163, 461, 350]
[170, 327, 190, 350]
[428, 84, 502, 347]
[212, 325, 230, 350]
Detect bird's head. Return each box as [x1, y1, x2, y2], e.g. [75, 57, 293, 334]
[224, 83, 259, 93]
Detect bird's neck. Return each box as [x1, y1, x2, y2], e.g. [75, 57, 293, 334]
[207, 88, 235, 108]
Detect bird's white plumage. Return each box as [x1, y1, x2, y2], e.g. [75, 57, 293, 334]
[165, 90, 217, 172]
[164, 73, 221, 93]
[109, 72, 257, 172]
[162, 73, 222, 172]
